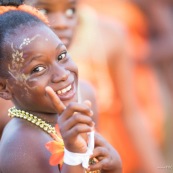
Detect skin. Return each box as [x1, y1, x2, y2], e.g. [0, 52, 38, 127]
[0, 100, 12, 137]
[27, 0, 167, 172]
[0, 24, 122, 173]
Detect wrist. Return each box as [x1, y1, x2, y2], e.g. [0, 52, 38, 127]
[63, 131, 95, 169]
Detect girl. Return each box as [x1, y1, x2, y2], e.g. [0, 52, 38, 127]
[0, 0, 122, 173]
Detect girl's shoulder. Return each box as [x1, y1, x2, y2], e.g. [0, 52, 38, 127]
[0, 118, 56, 173]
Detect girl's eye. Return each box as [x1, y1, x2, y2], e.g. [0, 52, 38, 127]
[65, 8, 76, 17]
[39, 9, 48, 15]
[31, 66, 45, 74]
[58, 52, 67, 61]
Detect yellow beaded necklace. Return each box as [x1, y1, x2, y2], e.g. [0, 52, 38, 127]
[8, 106, 56, 135]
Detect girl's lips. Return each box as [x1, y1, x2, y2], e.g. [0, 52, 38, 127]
[56, 83, 76, 101]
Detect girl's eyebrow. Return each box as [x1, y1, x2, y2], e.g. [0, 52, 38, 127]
[24, 55, 43, 67]
[56, 43, 65, 50]
[37, 0, 76, 5]
[68, 0, 77, 5]
[29, 55, 43, 63]
[25, 43, 65, 65]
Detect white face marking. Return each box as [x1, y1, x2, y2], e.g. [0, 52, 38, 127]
[8, 35, 41, 96]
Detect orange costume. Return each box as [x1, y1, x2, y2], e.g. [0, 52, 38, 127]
[69, 2, 165, 173]
[112, 2, 165, 145]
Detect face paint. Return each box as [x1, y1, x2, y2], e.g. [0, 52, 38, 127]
[8, 35, 40, 96]
[19, 34, 40, 49]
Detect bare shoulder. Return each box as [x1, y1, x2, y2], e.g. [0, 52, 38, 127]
[0, 118, 59, 173]
[97, 15, 128, 47]
[97, 15, 130, 66]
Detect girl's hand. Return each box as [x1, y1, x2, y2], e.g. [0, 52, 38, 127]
[45, 86, 94, 153]
[88, 132, 122, 173]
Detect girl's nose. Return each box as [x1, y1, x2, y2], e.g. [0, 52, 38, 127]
[51, 65, 70, 83]
[48, 12, 69, 30]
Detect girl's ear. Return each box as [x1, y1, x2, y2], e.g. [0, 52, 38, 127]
[0, 79, 12, 100]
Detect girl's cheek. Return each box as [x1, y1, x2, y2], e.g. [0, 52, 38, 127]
[27, 78, 39, 87]
[25, 78, 40, 92]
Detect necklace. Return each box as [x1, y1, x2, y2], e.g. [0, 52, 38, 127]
[8, 106, 56, 135]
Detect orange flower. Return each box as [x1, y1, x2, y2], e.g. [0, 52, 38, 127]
[45, 124, 64, 167]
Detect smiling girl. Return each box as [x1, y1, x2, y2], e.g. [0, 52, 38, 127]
[0, 0, 121, 173]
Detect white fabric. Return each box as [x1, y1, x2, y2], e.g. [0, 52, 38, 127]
[63, 131, 95, 168]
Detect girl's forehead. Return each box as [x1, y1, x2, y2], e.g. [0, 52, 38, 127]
[5, 25, 62, 63]
[10, 25, 59, 48]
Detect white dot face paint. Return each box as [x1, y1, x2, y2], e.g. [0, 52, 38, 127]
[8, 35, 41, 97]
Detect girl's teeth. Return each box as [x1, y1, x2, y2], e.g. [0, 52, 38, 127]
[62, 88, 67, 94]
[66, 85, 71, 91]
[57, 90, 62, 95]
[57, 85, 72, 95]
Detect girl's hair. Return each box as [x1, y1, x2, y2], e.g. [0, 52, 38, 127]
[0, 0, 48, 77]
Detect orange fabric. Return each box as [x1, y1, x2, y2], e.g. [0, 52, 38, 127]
[112, 2, 165, 145]
[70, 3, 165, 173]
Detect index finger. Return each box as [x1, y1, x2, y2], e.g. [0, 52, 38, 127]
[45, 86, 66, 114]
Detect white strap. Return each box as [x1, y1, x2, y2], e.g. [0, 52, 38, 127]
[63, 131, 95, 168]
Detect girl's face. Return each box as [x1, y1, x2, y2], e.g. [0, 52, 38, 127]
[6, 25, 78, 114]
[32, 0, 78, 48]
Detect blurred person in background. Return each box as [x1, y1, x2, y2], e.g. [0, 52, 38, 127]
[25, 0, 166, 173]
[83, 0, 173, 171]
[129, 0, 173, 166]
